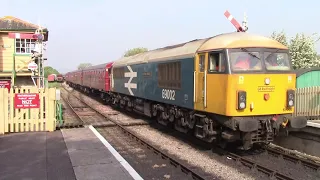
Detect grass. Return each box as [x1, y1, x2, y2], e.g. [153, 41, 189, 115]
[48, 82, 61, 88]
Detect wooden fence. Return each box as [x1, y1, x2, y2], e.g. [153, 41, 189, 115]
[295, 86, 320, 120]
[0, 87, 57, 134]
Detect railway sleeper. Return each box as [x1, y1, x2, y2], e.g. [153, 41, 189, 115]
[70, 85, 294, 151]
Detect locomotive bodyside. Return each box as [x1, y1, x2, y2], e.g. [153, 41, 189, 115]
[112, 58, 194, 109]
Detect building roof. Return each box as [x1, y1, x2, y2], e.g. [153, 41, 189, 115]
[295, 67, 320, 77]
[0, 16, 48, 32]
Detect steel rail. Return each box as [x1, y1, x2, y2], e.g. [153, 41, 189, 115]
[226, 152, 294, 180]
[263, 146, 320, 171]
[64, 88, 210, 180]
[62, 85, 301, 180]
[59, 90, 85, 128]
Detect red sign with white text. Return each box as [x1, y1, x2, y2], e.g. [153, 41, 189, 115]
[14, 93, 40, 109]
[0, 80, 10, 91]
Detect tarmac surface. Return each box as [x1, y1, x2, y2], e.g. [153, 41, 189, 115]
[0, 126, 142, 180]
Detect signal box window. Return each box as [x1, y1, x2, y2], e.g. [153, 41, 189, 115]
[158, 61, 181, 89]
[15, 38, 36, 54]
[208, 52, 226, 73]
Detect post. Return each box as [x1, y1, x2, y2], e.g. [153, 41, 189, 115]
[46, 88, 56, 131]
[0, 88, 4, 134]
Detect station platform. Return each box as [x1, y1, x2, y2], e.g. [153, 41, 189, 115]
[299, 120, 320, 136]
[307, 120, 320, 128]
[0, 126, 143, 180]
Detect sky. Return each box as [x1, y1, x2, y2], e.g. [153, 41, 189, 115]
[2, 0, 320, 73]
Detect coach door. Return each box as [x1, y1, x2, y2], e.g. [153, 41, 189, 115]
[105, 68, 111, 91]
[195, 53, 207, 111]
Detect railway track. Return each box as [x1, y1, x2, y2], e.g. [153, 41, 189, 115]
[263, 145, 320, 171]
[61, 85, 320, 180]
[60, 86, 213, 180]
[60, 88, 148, 129]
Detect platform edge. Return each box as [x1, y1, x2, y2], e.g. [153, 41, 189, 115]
[88, 125, 144, 180]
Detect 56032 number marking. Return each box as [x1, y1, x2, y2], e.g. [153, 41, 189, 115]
[162, 89, 175, 100]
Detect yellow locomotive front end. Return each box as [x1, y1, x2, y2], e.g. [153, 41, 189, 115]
[226, 48, 296, 116]
[193, 33, 307, 149]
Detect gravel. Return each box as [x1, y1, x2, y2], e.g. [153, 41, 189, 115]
[126, 126, 270, 180]
[63, 84, 319, 180]
[244, 150, 319, 180]
[72, 90, 149, 125]
[97, 127, 198, 180]
[269, 143, 320, 164]
[60, 90, 82, 125]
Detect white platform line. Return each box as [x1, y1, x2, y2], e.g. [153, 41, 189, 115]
[307, 121, 320, 128]
[89, 125, 144, 180]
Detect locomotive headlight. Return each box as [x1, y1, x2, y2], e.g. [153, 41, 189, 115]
[237, 91, 247, 110]
[265, 78, 270, 85]
[239, 102, 246, 109]
[286, 89, 295, 108]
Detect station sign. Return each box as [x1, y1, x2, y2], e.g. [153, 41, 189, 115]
[14, 93, 40, 109]
[28, 62, 38, 71]
[0, 80, 10, 91]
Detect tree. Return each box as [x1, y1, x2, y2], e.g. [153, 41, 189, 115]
[124, 47, 148, 57]
[44, 66, 59, 78]
[270, 31, 320, 69]
[270, 30, 288, 46]
[289, 33, 320, 69]
[77, 63, 92, 70]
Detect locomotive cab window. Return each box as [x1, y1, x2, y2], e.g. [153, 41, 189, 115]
[208, 52, 226, 73]
[229, 49, 262, 72]
[199, 54, 205, 72]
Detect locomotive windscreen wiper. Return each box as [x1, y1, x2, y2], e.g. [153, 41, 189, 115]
[265, 49, 280, 59]
[240, 48, 260, 60]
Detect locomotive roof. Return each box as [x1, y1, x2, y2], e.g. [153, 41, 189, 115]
[112, 32, 288, 67]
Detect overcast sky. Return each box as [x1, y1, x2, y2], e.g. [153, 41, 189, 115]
[2, 0, 320, 73]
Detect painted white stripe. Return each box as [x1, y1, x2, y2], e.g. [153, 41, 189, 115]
[89, 125, 144, 180]
[227, 15, 233, 21]
[15, 33, 20, 39]
[125, 83, 137, 89]
[307, 121, 320, 128]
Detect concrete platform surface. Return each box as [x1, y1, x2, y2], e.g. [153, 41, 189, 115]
[61, 125, 143, 180]
[307, 120, 320, 128]
[0, 131, 76, 180]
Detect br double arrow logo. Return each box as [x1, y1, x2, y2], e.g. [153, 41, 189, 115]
[124, 66, 137, 95]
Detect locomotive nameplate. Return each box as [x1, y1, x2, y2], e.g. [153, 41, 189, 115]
[143, 72, 152, 77]
[257, 86, 275, 92]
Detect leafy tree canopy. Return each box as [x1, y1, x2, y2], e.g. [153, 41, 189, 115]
[77, 63, 93, 70]
[270, 31, 320, 69]
[124, 47, 148, 57]
[44, 66, 59, 78]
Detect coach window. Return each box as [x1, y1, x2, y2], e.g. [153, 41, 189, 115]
[208, 51, 226, 73]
